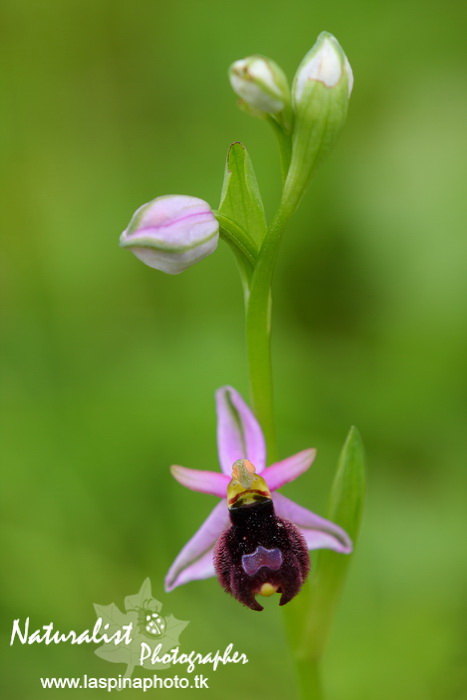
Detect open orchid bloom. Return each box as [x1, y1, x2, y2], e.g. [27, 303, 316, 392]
[165, 386, 352, 610]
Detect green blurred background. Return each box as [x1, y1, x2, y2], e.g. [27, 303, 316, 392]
[1, 0, 466, 698]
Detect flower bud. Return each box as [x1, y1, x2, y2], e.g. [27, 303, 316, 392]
[294, 32, 353, 102]
[229, 55, 291, 116]
[119, 195, 219, 275]
[283, 32, 353, 211]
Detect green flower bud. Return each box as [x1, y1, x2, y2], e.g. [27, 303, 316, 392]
[229, 55, 292, 126]
[283, 32, 353, 211]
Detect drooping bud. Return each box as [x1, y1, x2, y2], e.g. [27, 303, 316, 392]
[282, 32, 353, 211]
[214, 460, 310, 611]
[229, 56, 292, 126]
[119, 195, 219, 275]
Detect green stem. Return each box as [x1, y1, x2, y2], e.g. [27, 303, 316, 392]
[245, 203, 292, 463]
[236, 127, 329, 697]
[296, 658, 324, 700]
[267, 117, 293, 185]
[245, 197, 328, 698]
[282, 580, 324, 699]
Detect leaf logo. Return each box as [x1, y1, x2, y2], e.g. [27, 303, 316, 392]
[94, 578, 189, 678]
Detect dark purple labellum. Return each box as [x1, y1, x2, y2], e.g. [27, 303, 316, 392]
[214, 499, 310, 611]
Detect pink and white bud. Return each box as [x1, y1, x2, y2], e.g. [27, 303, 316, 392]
[229, 55, 290, 114]
[119, 195, 219, 275]
[294, 32, 353, 104]
[282, 33, 353, 211]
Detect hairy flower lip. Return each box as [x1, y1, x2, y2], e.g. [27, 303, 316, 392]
[214, 498, 310, 611]
[165, 387, 352, 595]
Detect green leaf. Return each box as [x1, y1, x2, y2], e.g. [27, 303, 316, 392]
[215, 212, 258, 267]
[219, 142, 267, 246]
[283, 427, 366, 667]
[298, 426, 366, 660]
[327, 426, 366, 540]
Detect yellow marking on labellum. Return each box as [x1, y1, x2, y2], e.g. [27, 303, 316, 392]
[227, 459, 272, 508]
[258, 583, 278, 597]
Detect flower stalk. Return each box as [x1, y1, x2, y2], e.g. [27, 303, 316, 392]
[119, 29, 363, 700]
[245, 203, 294, 461]
[231, 32, 361, 697]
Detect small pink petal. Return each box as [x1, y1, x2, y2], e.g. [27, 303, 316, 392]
[273, 492, 352, 553]
[170, 465, 229, 498]
[165, 500, 229, 592]
[262, 449, 316, 492]
[216, 386, 266, 475]
[166, 548, 216, 590]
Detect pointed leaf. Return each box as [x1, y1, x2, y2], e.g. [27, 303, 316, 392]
[327, 425, 366, 540]
[219, 142, 267, 246]
[298, 426, 366, 660]
[215, 213, 258, 266]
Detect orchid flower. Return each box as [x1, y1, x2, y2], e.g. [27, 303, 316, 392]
[165, 386, 352, 610]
